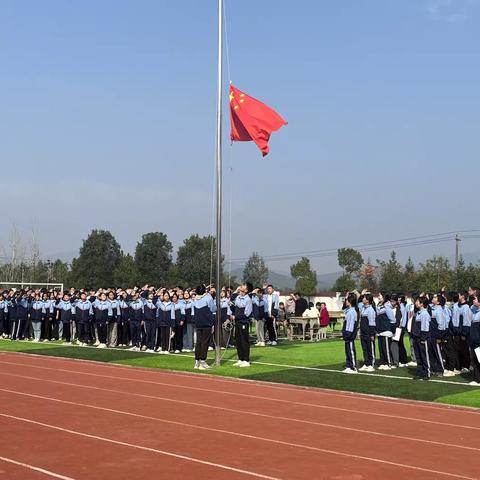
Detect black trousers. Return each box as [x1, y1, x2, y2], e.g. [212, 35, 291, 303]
[429, 339, 445, 373]
[456, 336, 471, 370]
[378, 336, 391, 366]
[396, 331, 408, 364]
[159, 326, 172, 352]
[195, 327, 212, 361]
[266, 316, 277, 342]
[344, 340, 357, 370]
[42, 316, 52, 340]
[235, 322, 250, 362]
[360, 336, 376, 367]
[130, 321, 141, 347]
[118, 321, 130, 345]
[444, 336, 458, 371]
[77, 323, 90, 343]
[62, 322, 71, 342]
[412, 338, 431, 379]
[173, 324, 184, 351]
[144, 321, 156, 350]
[96, 323, 107, 344]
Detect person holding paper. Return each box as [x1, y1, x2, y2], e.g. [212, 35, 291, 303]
[430, 294, 448, 377]
[458, 292, 473, 373]
[358, 294, 377, 372]
[411, 297, 432, 381]
[342, 293, 359, 374]
[376, 293, 394, 370]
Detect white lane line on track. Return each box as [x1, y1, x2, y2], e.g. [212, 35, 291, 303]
[0, 455, 76, 480]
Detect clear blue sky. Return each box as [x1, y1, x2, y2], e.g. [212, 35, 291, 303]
[1, 0, 479, 273]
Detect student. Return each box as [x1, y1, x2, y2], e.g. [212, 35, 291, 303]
[469, 294, 480, 385]
[252, 288, 266, 347]
[74, 292, 93, 346]
[263, 284, 279, 345]
[458, 291, 473, 372]
[128, 292, 144, 351]
[182, 290, 195, 352]
[405, 298, 417, 366]
[93, 293, 111, 348]
[118, 292, 130, 347]
[359, 294, 376, 372]
[430, 294, 449, 376]
[0, 293, 9, 339]
[376, 293, 394, 370]
[15, 292, 29, 341]
[171, 293, 185, 353]
[411, 296, 431, 380]
[393, 295, 409, 367]
[192, 285, 216, 369]
[30, 294, 45, 342]
[107, 291, 121, 348]
[143, 293, 157, 352]
[232, 284, 253, 367]
[449, 293, 462, 373]
[157, 291, 175, 354]
[56, 293, 74, 344]
[342, 293, 359, 374]
[219, 289, 232, 348]
[318, 302, 330, 340]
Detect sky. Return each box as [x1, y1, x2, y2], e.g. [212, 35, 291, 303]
[1, 0, 479, 275]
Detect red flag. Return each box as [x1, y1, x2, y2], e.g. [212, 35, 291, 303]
[229, 84, 287, 156]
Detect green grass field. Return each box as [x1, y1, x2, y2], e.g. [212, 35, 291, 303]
[1, 337, 480, 408]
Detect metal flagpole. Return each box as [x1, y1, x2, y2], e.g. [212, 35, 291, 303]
[214, 0, 223, 366]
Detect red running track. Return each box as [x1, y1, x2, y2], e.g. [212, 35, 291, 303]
[0, 351, 479, 480]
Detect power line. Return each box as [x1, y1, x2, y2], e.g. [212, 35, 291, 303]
[226, 230, 480, 264]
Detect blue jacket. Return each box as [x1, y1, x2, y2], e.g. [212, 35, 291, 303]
[359, 304, 376, 337]
[192, 294, 216, 328]
[30, 301, 45, 321]
[342, 307, 358, 341]
[58, 300, 75, 323]
[412, 309, 430, 341]
[157, 301, 175, 328]
[233, 295, 252, 324]
[93, 300, 112, 323]
[129, 299, 144, 322]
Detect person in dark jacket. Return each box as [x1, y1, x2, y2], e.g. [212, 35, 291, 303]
[192, 285, 216, 370]
[411, 297, 431, 380]
[342, 293, 359, 374]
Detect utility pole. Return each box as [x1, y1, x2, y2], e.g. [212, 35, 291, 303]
[455, 234, 461, 289]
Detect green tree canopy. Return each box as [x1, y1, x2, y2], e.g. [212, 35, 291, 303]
[377, 251, 405, 293]
[242, 252, 269, 287]
[176, 234, 223, 287]
[70, 229, 122, 288]
[415, 256, 453, 293]
[113, 254, 139, 287]
[337, 248, 364, 275]
[290, 257, 317, 296]
[333, 273, 356, 293]
[358, 259, 378, 292]
[134, 232, 173, 286]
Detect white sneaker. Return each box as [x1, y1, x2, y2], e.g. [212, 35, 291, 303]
[461, 368, 470, 373]
[98, 343, 107, 348]
[141, 345, 147, 351]
[94, 341, 100, 346]
[407, 361, 417, 367]
[453, 369, 462, 375]
[359, 365, 368, 372]
[270, 341, 277, 346]
[232, 360, 242, 366]
[183, 349, 192, 352]
[366, 366, 375, 372]
[208, 346, 213, 351]
[266, 341, 272, 345]
[174, 350, 180, 354]
[398, 363, 407, 368]
[200, 361, 211, 369]
[239, 361, 251, 368]
[342, 368, 357, 374]
[194, 361, 200, 370]
[443, 370, 455, 377]
[146, 349, 154, 353]
[468, 381, 480, 386]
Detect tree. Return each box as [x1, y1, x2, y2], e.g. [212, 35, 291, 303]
[337, 248, 364, 276]
[358, 258, 378, 292]
[70, 230, 122, 288]
[242, 252, 269, 287]
[113, 254, 139, 287]
[176, 234, 223, 287]
[377, 251, 404, 293]
[415, 256, 453, 292]
[333, 273, 356, 293]
[290, 257, 317, 296]
[403, 257, 417, 293]
[134, 232, 173, 286]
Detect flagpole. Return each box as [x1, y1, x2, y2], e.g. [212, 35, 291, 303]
[214, 0, 223, 366]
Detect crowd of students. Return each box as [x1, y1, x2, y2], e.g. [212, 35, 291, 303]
[341, 287, 480, 385]
[0, 283, 281, 370]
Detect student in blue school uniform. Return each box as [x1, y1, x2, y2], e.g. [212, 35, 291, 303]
[171, 293, 185, 353]
[458, 291, 473, 372]
[375, 293, 394, 370]
[29, 294, 45, 342]
[143, 292, 157, 352]
[252, 288, 266, 347]
[342, 292, 359, 374]
[219, 289, 233, 348]
[41, 292, 55, 341]
[57, 293, 75, 344]
[411, 296, 432, 381]
[182, 290, 195, 352]
[128, 292, 144, 351]
[430, 293, 449, 376]
[231, 284, 253, 368]
[263, 285, 280, 346]
[0, 293, 9, 338]
[469, 294, 480, 386]
[157, 291, 175, 354]
[93, 292, 112, 348]
[15, 292, 30, 341]
[107, 291, 121, 348]
[192, 285, 216, 369]
[74, 292, 94, 346]
[118, 292, 130, 347]
[358, 293, 376, 372]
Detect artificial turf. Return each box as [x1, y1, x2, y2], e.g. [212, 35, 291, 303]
[1, 337, 479, 408]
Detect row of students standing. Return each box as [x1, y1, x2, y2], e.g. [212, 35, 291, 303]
[341, 289, 480, 385]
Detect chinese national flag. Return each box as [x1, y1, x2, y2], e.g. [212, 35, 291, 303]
[229, 84, 287, 156]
